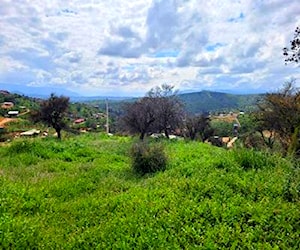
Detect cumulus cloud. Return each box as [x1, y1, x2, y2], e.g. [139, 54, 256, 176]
[0, 0, 299, 96]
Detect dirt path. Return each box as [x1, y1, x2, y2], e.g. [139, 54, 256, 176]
[0, 118, 16, 127]
[227, 137, 238, 148]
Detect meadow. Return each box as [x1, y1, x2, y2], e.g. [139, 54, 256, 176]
[0, 133, 299, 249]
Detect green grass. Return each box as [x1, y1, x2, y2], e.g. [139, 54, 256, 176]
[0, 134, 299, 249]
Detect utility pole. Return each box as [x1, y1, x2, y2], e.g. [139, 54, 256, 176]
[106, 98, 109, 134]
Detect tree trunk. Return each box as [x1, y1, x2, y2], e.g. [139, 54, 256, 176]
[139, 132, 145, 140]
[164, 129, 169, 139]
[56, 128, 62, 140]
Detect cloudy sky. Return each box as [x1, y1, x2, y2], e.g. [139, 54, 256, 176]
[0, 0, 299, 96]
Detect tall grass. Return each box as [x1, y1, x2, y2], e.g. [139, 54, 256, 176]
[0, 134, 299, 248]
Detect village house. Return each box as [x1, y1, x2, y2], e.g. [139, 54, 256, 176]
[0, 90, 10, 95]
[74, 118, 85, 124]
[1, 102, 14, 109]
[7, 110, 19, 117]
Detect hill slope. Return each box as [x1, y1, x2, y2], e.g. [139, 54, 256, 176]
[179, 91, 263, 113]
[0, 134, 298, 248]
[89, 91, 263, 115]
[1, 89, 263, 114]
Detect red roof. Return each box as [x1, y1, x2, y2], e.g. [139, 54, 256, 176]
[74, 118, 85, 124]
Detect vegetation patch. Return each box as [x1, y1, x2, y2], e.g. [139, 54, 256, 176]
[0, 134, 299, 249]
[131, 141, 167, 175]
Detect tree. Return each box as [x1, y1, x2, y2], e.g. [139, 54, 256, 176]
[120, 84, 184, 140]
[147, 84, 184, 139]
[31, 93, 70, 140]
[184, 114, 213, 141]
[283, 26, 300, 64]
[120, 97, 156, 140]
[256, 81, 300, 153]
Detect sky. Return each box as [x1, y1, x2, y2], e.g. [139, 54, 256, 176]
[0, 0, 299, 97]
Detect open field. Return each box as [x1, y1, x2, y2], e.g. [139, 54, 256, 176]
[0, 133, 299, 249]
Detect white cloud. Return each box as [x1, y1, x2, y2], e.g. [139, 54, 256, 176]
[0, 0, 299, 96]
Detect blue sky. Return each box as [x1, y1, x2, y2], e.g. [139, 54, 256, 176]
[0, 0, 299, 96]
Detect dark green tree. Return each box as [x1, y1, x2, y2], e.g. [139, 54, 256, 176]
[184, 114, 213, 141]
[31, 93, 70, 140]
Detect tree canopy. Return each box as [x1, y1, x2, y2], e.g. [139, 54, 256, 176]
[283, 26, 300, 64]
[256, 81, 300, 154]
[31, 93, 70, 140]
[121, 84, 184, 140]
[121, 97, 156, 140]
[147, 84, 184, 139]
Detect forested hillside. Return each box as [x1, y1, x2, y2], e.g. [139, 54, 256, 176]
[87, 90, 263, 115]
[179, 91, 263, 114]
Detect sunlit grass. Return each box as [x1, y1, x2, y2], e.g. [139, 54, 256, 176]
[0, 133, 299, 249]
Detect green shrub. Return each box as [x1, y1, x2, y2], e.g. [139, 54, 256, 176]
[130, 142, 167, 175]
[7, 140, 35, 155]
[283, 166, 300, 202]
[6, 140, 50, 159]
[0, 128, 8, 142]
[232, 148, 275, 170]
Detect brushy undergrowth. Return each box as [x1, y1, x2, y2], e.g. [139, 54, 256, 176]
[0, 134, 299, 249]
[131, 141, 167, 175]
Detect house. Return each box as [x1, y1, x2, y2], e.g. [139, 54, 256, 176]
[221, 137, 231, 144]
[7, 110, 19, 117]
[74, 118, 85, 124]
[20, 129, 40, 136]
[1, 102, 14, 109]
[0, 90, 10, 95]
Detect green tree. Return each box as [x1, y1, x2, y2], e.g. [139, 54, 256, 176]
[31, 94, 70, 140]
[184, 114, 213, 141]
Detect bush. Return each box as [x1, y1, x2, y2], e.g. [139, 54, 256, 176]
[283, 166, 300, 202]
[232, 148, 275, 170]
[131, 142, 167, 175]
[0, 128, 8, 142]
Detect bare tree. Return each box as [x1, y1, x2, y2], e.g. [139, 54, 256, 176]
[31, 93, 69, 140]
[283, 26, 300, 64]
[147, 84, 184, 138]
[120, 84, 184, 140]
[120, 97, 156, 140]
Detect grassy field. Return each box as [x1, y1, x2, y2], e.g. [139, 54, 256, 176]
[0, 133, 299, 249]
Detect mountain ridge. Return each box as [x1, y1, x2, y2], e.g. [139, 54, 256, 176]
[0, 85, 264, 114]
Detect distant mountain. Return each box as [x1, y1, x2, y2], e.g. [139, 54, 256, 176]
[0, 83, 80, 98]
[0, 83, 136, 102]
[87, 90, 264, 115]
[1, 83, 264, 114]
[70, 96, 133, 102]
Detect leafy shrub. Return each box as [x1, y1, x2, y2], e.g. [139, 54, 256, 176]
[130, 142, 167, 175]
[7, 140, 36, 154]
[232, 148, 275, 170]
[283, 166, 300, 202]
[0, 128, 8, 142]
[7, 140, 50, 159]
